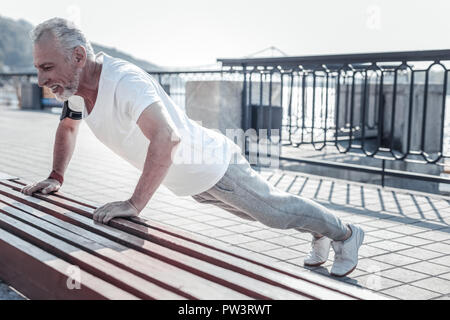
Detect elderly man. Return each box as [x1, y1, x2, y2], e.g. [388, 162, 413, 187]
[22, 17, 365, 277]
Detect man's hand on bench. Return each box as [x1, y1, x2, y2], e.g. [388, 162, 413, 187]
[93, 200, 139, 225]
[21, 178, 61, 196]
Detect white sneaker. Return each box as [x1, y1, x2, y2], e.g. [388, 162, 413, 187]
[330, 224, 365, 277]
[304, 236, 332, 267]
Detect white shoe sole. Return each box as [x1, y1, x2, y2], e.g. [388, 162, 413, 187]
[304, 260, 327, 267]
[330, 264, 358, 278]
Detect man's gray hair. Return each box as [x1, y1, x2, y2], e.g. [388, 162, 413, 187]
[30, 17, 95, 61]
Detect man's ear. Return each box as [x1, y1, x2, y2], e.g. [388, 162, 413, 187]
[73, 46, 87, 67]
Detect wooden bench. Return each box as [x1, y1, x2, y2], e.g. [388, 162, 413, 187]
[0, 175, 386, 300]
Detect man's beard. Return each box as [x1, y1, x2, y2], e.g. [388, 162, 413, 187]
[54, 67, 82, 102]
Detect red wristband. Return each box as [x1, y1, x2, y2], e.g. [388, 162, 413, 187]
[48, 170, 64, 185]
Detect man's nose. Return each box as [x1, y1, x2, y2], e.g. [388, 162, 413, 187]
[37, 73, 48, 87]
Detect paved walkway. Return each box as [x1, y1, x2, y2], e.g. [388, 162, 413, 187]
[1, 106, 450, 300]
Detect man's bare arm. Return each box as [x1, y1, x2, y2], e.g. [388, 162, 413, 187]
[92, 101, 181, 224]
[21, 117, 80, 195]
[129, 125, 180, 212]
[53, 117, 81, 176]
[130, 101, 181, 212]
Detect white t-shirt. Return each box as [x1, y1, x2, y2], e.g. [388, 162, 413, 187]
[68, 52, 240, 196]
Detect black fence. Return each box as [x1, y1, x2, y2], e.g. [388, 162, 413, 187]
[219, 50, 450, 187]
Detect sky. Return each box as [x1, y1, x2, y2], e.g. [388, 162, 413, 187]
[2, 0, 450, 68]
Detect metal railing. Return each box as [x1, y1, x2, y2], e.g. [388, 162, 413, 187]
[218, 50, 450, 187]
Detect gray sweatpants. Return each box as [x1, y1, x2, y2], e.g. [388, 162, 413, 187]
[191, 151, 349, 241]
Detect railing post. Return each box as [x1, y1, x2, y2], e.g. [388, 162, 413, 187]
[241, 64, 248, 131]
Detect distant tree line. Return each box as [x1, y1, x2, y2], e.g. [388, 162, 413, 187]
[0, 16, 34, 72]
[0, 15, 160, 72]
